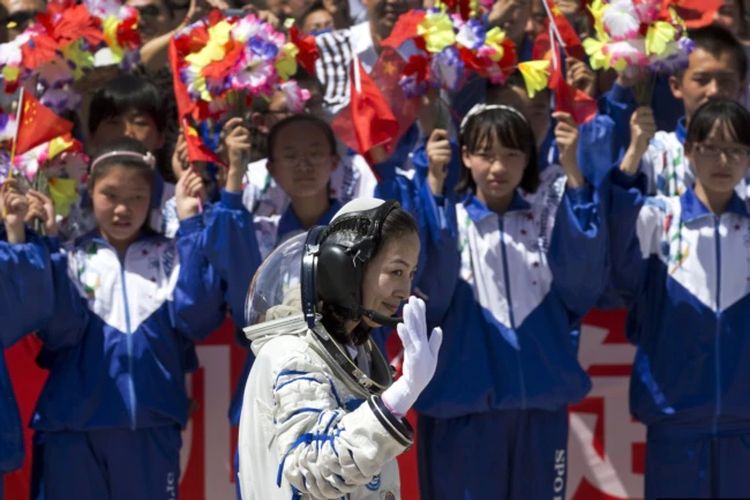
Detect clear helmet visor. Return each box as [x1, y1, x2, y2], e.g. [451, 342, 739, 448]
[244, 232, 308, 327]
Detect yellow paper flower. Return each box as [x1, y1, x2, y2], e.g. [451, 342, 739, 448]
[48, 178, 79, 217]
[583, 37, 610, 70]
[646, 21, 676, 56]
[62, 42, 94, 79]
[588, 0, 608, 41]
[517, 60, 550, 98]
[2, 65, 20, 83]
[417, 12, 456, 53]
[469, 0, 478, 19]
[186, 20, 232, 68]
[48, 137, 74, 160]
[276, 43, 298, 80]
[103, 16, 124, 61]
[484, 27, 506, 62]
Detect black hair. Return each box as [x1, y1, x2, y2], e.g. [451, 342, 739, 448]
[88, 73, 167, 134]
[323, 206, 419, 260]
[320, 206, 418, 345]
[298, 0, 330, 27]
[457, 107, 540, 194]
[88, 137, 156, 191]
[682, 25, 748, 81]
[685, 97, 750, 148]
[267, 114, 337, 161]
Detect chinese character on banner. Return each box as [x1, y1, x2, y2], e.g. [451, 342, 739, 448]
[567, 310, 646, 500]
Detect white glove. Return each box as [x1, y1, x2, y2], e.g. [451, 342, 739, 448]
[382, 296, 443, 416]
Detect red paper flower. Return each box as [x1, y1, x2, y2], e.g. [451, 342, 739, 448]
[402, 54, 431, 83]
[53, 5, 102, 47]
[117, 13, 141, 50]
[20, 34, 59, 69]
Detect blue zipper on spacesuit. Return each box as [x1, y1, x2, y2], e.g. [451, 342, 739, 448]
[119, 250, 138, 430]
[499, 217, 527, 409]
[712, 216, 722, 435]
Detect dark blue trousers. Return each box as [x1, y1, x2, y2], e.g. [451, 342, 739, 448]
[418, 407, 569, 500]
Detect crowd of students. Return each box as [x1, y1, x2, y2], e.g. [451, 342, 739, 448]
[3, 0, 750, 498]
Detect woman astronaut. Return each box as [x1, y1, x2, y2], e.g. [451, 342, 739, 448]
[238, 198, 443, 499]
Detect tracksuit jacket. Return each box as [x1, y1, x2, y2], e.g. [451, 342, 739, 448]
[0, 231, 53, 473]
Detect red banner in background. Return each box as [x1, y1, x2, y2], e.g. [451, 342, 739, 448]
[568, 310, 645, 500]
[5, 310, 644, 500]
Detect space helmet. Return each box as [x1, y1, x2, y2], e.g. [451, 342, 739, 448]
[243, 197, 403, 330]
[242, 198, 401, 395]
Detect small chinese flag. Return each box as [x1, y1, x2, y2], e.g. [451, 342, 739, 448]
[15, 92, 74, 156]
[182, 118, 224, 166]
[330, 59, 399, 159]
[548, 36, 597, 125]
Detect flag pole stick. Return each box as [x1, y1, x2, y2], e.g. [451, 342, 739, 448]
[2, 87, 23, 218]
[542, 0, 566, 50]
[10, 86, 24, 166]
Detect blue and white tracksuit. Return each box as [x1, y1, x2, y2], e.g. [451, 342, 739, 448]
[31, 212, 229, 500]
[597, 79, 684, 160]
[409, 170, 607, 500]
[415, 169, 608, 499]
[0, 232, 53, 500]
[607, 168, 750, 499]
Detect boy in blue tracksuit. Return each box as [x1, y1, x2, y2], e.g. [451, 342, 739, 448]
[0, 182, 53, 500]
[609, 97, 750, 499]
[409, 104, 607, 499]
[598, 25, 747, 197]
[27, 137, 241, 500]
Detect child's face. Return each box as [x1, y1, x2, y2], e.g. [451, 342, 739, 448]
[92, 165, 152, 253]
[359, 231, 420, 328]
[302, 8, 335, 34]
[688, 121, 750, 197]
[671, 48, 745, 121]
[462, 135, 527, 207]
[91, 111, 165, 154]
[126, 0, 172, 43]
[268, 122, 337, 201]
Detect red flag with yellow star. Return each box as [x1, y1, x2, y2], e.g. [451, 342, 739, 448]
[369, 46, 420, 147]
[14, 92, 73, 156]
[181, 117, 223, 165]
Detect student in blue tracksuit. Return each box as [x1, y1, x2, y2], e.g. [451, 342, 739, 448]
[411, 104, 608, 500]
[0, 181, 53, 500]
[610, 97, 750, 499]
[598, 25, 747, 196]
[29, 137, 233, 500]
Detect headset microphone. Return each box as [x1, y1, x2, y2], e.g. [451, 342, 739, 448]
[359, 308, 403, 328]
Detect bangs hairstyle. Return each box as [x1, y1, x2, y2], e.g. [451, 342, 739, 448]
[457, 106, 539, 194]
[88, 73, 167, 134]
[679, 25, 748, 81]
[267, 114, 337, 162]
[686, 98, 750, 149]
[88, 137, 156, 190]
